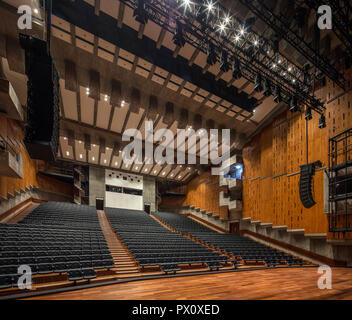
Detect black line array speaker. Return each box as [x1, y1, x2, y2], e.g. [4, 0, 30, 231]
[299, 161, 322, 208]
[20, 34, 60, 162]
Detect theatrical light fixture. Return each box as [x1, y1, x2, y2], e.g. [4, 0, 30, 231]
[220, 51, 230, 73]
[133, 0, 149, 24]
[289, 96, 298, 112]
[205, 1, 214, 14]
[263, 78, 272, 97]
[273, 85, 282, 103]
[244, 16, 256, 30]
[254, 73, 263, 92]
[218, 22, 226, 34]
[179, 0, 192, 13]
[305, 107, 312, 120]
[224, 15, 231, 25]
[207, 43, 217, 66]
[303, 65, 310, 86]
[232, 57, 242, 79]
[173, 20, 186, 48]
[319, 114, 326, 129]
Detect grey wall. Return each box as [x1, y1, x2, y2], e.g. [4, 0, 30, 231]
[143, 176, 156, 212]
[89, 166, 105, 207]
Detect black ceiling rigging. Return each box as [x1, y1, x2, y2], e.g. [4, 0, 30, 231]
[237, 0, 346, 90]
[121, 0, 326, 120]
[298, 0, 352, 56]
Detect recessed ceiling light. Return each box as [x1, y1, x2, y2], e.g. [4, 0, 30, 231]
[162, 172, 166, 176]
[115, 162, 118, 166]
[64, 137, 67, 140]
[104, 159, 107, 164]
[136, 167, 139, 170]
[104, 95, 108, 102]
[66, 151, 69, 156]
[34, 8, 39, 14]
[92, 144, 96, 147]
[145, 168, 148, 172]
[125, 164, 128, 168]
[79, 140, 82, 144]
[154, 170, 157, 174]
[92, 157, 95, 161]
[79, 154, 83, 159]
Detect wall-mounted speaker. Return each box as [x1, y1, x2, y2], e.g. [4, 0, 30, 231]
[299, 161, 322, 208]
[20, 34, 60, 162]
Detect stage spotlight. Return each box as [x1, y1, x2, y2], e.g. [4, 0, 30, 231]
[254, 73, 263, 92]
[207, 43, 217, 66]
[305, 107, 312, 120]
[263, 78, 271, 97]
[133, 0, 149, 24]
[244, 16, 256, 31]
[205, 1, 215, 14]
[173, 20, 186, 48]
[319, 114, 326, 129]
[303, 65, 310, 86]
[232, 58, 242, 79]
[273, 85, 282, 103]
[220, 51, 230, 72]
[289, 96, 298, 112]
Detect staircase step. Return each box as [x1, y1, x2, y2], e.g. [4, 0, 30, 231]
[97, 210, 138, 272]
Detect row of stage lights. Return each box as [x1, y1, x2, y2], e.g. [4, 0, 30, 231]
[132, 0, 326, 128]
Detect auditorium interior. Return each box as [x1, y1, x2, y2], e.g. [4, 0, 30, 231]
[0, 0, 352, 301]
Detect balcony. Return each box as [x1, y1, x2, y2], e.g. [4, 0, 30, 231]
[219, 191, 242, 212]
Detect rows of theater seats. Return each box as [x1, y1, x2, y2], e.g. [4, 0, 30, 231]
[0, 202, 114, 290]
[19, 202, 102, 231]
[154, 212, 304, 267]
[105, 208, 231, 273]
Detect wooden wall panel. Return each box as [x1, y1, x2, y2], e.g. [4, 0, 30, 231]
[243, 66, 352, 239]
[181, 170, 228, 218]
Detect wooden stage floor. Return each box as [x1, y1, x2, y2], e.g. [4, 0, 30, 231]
[25, 267, 352, 300]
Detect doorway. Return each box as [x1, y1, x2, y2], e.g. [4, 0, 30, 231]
[144, 204, 151, 214]
[96, 197, 104, 211]
[229, 222, 240, 234]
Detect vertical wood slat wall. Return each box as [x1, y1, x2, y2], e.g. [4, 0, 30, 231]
[242, 68, 352, 239]
[183, 171, 228, 219]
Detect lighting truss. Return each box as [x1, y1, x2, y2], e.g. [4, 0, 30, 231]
[298, 0, 352, 56]
[120, 0, 326, 114]
[237, 0, 346, 90]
